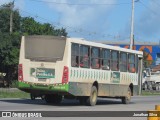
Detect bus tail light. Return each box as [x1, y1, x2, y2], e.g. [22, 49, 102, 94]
[62, 66, 69, 84]
[18, 64, 23, 81]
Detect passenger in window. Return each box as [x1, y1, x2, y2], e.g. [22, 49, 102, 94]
[102, 60, 110, 69]
[113, 62, 118, 71]
[80, 54, 89, 67]
[128, 64, 135, 73]
[95, 59, 100, 68]
[91, 59, 99, 69]
[131, 67, 135, 73]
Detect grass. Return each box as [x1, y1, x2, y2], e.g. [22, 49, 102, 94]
[0, 89, 30, 98]
[0, 88, 160, 98]
[141, 90, 160, 96]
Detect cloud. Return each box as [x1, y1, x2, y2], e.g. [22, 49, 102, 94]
[135, 1, 160, 39]
[0, 0, 12, 5]
[44, 0, 117, 38]
[14, 0, 25, 10]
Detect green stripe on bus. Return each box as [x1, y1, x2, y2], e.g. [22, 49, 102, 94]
[18, 82, 69, 92]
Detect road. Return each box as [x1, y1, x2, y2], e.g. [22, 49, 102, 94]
[0, 96, 160, 120]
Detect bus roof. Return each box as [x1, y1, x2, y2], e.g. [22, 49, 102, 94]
[67, 37, 143, 56]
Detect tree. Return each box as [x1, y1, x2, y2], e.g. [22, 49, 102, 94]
[0, 2, 21, 33]
[0, 2, 68, 87]
[0, 32, 21, 85]
[21, 17, 67, 36]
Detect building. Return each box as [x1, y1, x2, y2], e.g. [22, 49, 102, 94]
[100, 41, 160, 66]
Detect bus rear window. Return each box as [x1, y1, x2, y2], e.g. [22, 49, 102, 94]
[71, 43, 79, 67]
[25, 36, 66, 62]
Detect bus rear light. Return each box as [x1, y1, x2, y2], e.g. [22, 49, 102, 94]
[18, 64, 23, 81]
[62, 66, 69, 84]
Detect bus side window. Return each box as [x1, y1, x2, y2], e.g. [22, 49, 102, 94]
[120, 52, 127, 72]
[91, 47, 100, 69]
[111, 51, 119, 71]
[80, 54, 89, 67]
[71, 56, 79, 67]
[128, 54, 136, 73]
[80, 45, 90, 68]
[101, 49, 110, 70]
[71, 43, 79, 67]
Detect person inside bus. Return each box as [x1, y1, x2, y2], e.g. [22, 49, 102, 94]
[80, 54, 89, 67]
[111, 60, 119, 71]
[95, 59, 100, 68]
[91, 58, 100, 69]
[102, 60, 110, 69]
[128, 64, 136, 73]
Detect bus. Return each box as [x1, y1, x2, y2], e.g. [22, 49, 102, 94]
[18, 35, 143, 106]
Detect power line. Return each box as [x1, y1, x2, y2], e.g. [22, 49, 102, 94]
[139, 0, 158, 15]
[18, 8, 100, 37]
[28, 0, 131, 6]
[19, 8, 130, 40]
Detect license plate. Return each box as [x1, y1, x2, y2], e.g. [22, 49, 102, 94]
[38, 78, 47, 82]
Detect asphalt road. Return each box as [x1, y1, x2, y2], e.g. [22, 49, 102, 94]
[0, 96, 160, 120]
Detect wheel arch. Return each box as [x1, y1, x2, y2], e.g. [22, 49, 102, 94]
[92, 81, 99, 92]
[129, 83, 133, 96]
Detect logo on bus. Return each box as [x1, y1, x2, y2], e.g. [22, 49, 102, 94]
[30, 68, 55, 78]
[111, 72, 120, 83]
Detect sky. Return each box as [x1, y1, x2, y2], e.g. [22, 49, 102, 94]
[0, 0, 160, 43]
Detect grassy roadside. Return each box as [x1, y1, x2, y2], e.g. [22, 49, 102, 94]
[141, 90, 160, 96]
[0, 89, 160, 98]
[0, 89, 30, 98]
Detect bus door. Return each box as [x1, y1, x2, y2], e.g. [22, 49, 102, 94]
[137, 55, 143, 95]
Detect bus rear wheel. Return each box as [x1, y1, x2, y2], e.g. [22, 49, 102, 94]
[54, 95, 63, 104]
[45, 94, 62, 104]
[86, 86, 98, 106]
[121, 87, 131, 104]
[45, 95, 52, 103]
[30, 94, 35, 100]
[78, 97, 87, 105]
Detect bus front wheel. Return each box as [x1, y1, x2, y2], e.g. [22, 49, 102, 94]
[86, 86, 98, 106]
[121, 87, 131, 104]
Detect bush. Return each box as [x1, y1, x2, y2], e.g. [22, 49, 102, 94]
[10, 80, 18, 88]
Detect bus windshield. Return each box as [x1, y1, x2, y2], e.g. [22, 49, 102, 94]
[25, 36, 66, 62]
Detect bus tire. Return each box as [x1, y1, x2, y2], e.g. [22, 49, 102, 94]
[156, 84, 159, 91]
[122, 87, 131, 104]
[144, 84, 147, 90]
[54, 95, 62, 104]
[44, 95, 52, 103]
[86, 86, 98, 106]
[79, 97, 87, 105]
[30, 94, 35, 100]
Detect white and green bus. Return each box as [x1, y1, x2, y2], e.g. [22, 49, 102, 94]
[18, 35, 143, 106]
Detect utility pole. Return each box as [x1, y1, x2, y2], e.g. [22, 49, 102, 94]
[130, 0, 135, 50]
[10, 1, 14, 34]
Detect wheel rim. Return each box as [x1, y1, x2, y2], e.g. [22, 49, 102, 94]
[91, 90, 97, 103]
[127, 89, 131, 101]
